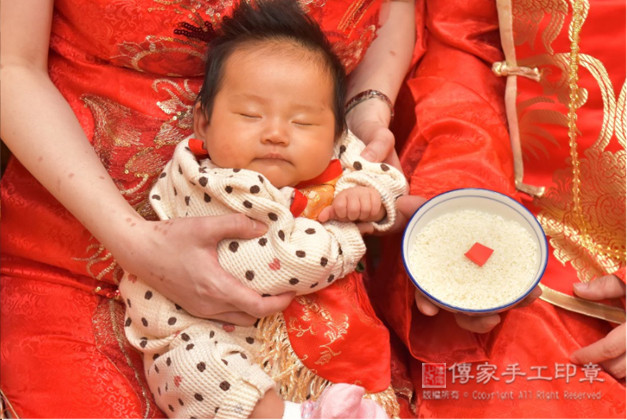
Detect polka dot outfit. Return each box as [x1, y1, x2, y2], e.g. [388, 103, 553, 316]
[119, 131, 407, 418]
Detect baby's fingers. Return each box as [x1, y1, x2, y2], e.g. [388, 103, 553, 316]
[346, 194, 362, 221]
[318, 207, 334, 223]
[369, 191, 384, 221]
[358, 193, 372, 221]
[333, 193, 348, 220]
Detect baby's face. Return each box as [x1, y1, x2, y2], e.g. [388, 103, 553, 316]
[194, 42, 336, 189]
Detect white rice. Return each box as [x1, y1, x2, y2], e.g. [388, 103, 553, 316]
[408, 209, 539, 310]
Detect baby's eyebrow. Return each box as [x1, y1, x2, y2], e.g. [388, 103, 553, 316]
[230, 93, 328, 113]
[289, 102, 328, 113]
[232, 93, 266, 103]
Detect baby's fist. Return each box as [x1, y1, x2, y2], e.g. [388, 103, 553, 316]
[318, 187, 385, 223]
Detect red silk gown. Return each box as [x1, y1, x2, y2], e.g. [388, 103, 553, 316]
[0, 1, 392, 417]
[373, 0, 626, 417]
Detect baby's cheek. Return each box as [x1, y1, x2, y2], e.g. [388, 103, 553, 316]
[209, 144, 248, 169]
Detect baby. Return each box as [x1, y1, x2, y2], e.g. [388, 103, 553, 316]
[119, 1, 407, 419]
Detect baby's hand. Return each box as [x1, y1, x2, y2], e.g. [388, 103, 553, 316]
[318, 187, 385, 223]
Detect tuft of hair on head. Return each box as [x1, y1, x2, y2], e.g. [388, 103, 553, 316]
[196, 0, 347, 139]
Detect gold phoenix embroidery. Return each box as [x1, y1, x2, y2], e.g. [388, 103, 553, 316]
[510, 0, 626, 281]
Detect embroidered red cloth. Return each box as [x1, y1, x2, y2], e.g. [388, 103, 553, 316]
[0, 0, 390, 417]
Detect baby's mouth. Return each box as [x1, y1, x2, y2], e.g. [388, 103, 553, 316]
[259, 152, 288, 161]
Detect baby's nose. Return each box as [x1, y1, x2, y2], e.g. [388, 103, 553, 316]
[261, 118, 290, 145]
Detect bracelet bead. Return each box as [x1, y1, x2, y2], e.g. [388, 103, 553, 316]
[345, 89, 395, 122]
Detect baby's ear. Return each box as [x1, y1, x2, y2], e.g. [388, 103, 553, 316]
[193, 102, 211, 140]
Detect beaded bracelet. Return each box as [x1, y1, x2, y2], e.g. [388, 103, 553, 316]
[345, 89, 395, 122]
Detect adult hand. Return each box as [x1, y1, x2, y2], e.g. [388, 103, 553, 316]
[570, 275, 626, 379]
[414, 286, 543, 333]
[393, 195, 543, 333]
[345, 98, 402, 169]
[113, 213, 295, 326]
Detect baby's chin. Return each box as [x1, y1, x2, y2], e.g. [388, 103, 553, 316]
[247, 164, 296, 189]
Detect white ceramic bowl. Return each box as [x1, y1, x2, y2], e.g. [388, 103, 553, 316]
[402, 188, 548, 315]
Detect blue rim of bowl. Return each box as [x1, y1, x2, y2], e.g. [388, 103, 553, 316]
[401, 188, 549, 314]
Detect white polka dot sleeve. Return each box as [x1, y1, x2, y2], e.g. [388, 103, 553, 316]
[149, 138, 366, 297]
[333, 131, 409, 232]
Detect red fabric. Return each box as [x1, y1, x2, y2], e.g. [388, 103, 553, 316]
[290, 189, 309, 218]
[290, 159, 344, 217]
[294, 159, 343, 189]
[0, 256, 165, 419]
[188, 138, 208, 156]
[285, 272, 391, 393]
[371, 0, 626, 418]
[0, 0, 386, 417]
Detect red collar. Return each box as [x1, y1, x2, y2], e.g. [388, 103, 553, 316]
[290, 160, 342, 218]
[294, 159, 342, 189]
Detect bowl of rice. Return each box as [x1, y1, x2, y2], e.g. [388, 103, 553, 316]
[402, 188, 548, 315]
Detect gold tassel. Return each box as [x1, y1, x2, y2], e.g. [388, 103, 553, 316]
[256, 313, 400, 418]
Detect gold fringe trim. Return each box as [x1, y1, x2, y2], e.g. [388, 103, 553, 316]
[256, 312, 400, 418]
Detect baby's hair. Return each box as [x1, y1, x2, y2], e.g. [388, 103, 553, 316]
[197, 0, 347, 138]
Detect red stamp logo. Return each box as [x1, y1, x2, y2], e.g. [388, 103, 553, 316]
[423, 363, 446, 388]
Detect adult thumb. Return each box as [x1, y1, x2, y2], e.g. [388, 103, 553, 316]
[360, 128, 394, 163]
[573, 274, 626, 301]
[208, 213, 268, 241]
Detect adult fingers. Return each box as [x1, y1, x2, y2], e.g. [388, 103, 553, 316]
[386, 195, 427, 234]
[571, 323, 626, 365]
[397, 195, 428, 220]
[573, 274, 626, 301]
[383, 149, 402, 171]
[357, 222, 375, 236]
[360, 128, 395, 163]
[601, 353, 627, 379]
[227, 287, 296, 319]
[515, 285, 543, 308]
[454, 313, 502, 334]
[414, 289, 440, 316]
[210, 311, 258, 327]
[449, 287, 538, 334]
[204, 213, 268, 243]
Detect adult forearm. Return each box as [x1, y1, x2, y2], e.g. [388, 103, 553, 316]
[347, 0, 415, 105]
[1, 66, 141, 247]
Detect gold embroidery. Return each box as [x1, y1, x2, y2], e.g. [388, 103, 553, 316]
[152, 78, 196, 147]
[616, 82, 627, 148]
[332, 25, 377, 74]
[73, 243, 124, 283]
[92, 298, 154, 418]
[82, 95, 176, 220]
[0, 388, 19, 419]
[256, 312, 400, 417]
[297, 0, 326, 14]
[296, 295, 349, 366]
[528, 0, 626, 281]
[512, 0, 568, 54]
[80, 87, 195, 279]
[338, 0, 376, 35]
[112, 37, 206, 76]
